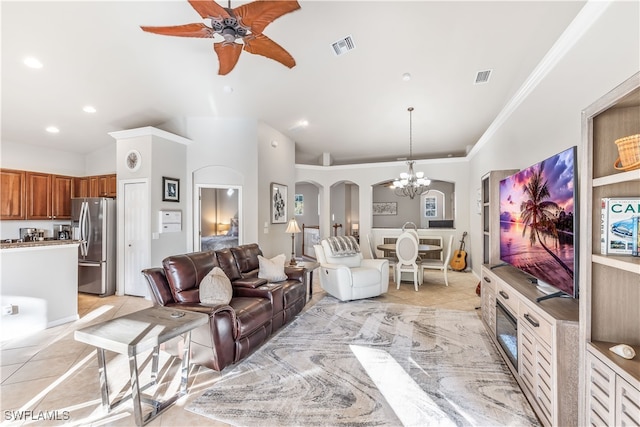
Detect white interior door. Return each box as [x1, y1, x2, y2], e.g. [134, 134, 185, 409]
[123, 181, 150, 297]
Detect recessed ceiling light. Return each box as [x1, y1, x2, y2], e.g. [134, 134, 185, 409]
[46, 126, 59, 133]
[83, 105, 97, 113]
[223, 85, 234, 94]
[24, 57, 43, 69]
[402, 73, 411, 81]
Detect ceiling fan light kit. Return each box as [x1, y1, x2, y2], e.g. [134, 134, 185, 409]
[141, 0, 301, 75]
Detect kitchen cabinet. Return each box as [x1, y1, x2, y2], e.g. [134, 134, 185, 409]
[52, 175, 73, 219]
[2, 170, 114, 221]
[88, 174, 116, 197]
[73, 177, 88, 198]
[579, 72, 640, 426]
[26, 171, 52, 219]
[26, 172, 73, 220]
[0, 169, 26, 220]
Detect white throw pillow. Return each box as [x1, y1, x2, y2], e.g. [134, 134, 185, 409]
[199, 267, 233, 305]
[258, 254, 287, 282]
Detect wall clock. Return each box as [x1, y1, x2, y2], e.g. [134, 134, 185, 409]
[125, 149, 141, 172]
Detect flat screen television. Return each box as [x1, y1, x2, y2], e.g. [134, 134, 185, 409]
[498, 146, 578, 300]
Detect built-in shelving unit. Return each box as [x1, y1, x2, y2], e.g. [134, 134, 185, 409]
[480, 170, 517, 265]
[579, 72, 640, 426]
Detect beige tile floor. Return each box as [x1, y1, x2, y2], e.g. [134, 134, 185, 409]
[1, 269, 481, 426]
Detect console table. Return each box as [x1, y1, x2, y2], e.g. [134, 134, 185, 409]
[481, 264, 579, 427]
[74, 306, 208, 426]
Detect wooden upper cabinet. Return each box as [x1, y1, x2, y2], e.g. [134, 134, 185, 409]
[52, 175, 73, 219]
[89, 176, 100, 197]
[73, 177, 89, 198]
[26, 172, 52, 220]
[106, 174, 117, 197]
[1, 170, 114, 220]
[0, 169, 26, 220]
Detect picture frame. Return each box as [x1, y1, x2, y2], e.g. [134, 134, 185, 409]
[424, 196, 437, 217]
[294, 194, 304, 216]
[271, 182, 287, 224]
[162, 177, 180, 202]
[372, 202, 397, 216]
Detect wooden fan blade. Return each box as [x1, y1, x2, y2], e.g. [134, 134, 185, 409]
[234, 0, 300, 35]
[188, 0, 230, 19]
[140, 23, 213, 38]
[214, 42, 243, 75]
[243, 33, 295, 69]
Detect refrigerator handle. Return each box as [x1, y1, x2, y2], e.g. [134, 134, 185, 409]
[79, 201, 88, 257]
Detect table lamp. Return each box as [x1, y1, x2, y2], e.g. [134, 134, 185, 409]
[352, 223, 359, 237]
[285, 218, 301, 266]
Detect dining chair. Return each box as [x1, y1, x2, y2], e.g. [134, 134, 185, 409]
[421, 235, 454, 286]
[366, 234, 396, 278]
[395, 232, 421, 291]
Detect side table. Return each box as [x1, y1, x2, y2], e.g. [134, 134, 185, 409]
[295, 260, 320, 301]
[74, 306, 208, 426]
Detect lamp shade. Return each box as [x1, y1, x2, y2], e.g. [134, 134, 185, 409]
[285, 218, 301, 234]
[352, 223, 359, 231]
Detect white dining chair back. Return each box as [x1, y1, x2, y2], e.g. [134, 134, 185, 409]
[421, 235, 454, 286]
[405, 229, 419, 243]
[395, 232, 421, 291]
[367, 234, 396, 278]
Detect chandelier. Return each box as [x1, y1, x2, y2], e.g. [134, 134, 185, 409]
[392, 107, 430, 199]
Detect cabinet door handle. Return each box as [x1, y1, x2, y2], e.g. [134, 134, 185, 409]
[484, 276, 491, 283]
[524, 313, 539, 327]
[499, 290, 509, 299]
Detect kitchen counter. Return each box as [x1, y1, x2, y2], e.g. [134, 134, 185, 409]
[0, 239, 79, 250]
[1, 241, 80, 339]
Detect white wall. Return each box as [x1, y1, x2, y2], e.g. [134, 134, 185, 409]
[257, 122, 297, 257]
[467, 0, 640, 277]
[186, 117, 259, 252]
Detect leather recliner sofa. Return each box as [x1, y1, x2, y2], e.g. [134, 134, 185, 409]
[142, 243, 306, 371]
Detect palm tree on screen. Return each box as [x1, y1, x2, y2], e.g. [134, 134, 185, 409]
[520, 163, 573, 278]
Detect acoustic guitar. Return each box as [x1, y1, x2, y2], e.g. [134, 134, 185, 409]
[449, 232, 468, 272]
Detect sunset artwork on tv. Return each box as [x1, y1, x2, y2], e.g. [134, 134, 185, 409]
[499, 146, 577, 297]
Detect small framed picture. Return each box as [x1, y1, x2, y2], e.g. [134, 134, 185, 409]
[162, 177, 180, 202]
[372, 202, 397, 216]
[271, 182, 287, 224]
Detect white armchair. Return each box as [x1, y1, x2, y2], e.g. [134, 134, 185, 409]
[314, 238, 389, 302]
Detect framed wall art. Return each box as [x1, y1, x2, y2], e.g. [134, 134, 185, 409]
[424, 196, 437, 217]
[271, 182, 287, 224]
[162, 177, 180, 202]
[294, 194, 304, 216]
[372, 202, 397, 216]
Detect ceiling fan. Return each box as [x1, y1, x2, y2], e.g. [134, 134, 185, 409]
[141, 0, 300, 75]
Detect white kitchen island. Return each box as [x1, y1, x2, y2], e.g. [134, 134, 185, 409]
[1, 241, 79, 340]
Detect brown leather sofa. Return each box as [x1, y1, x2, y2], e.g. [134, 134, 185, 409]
[142, 243, 307, 371]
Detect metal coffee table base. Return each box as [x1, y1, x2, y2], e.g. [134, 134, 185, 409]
[74, 306, 208, 426]
[96, 332, 193, 426]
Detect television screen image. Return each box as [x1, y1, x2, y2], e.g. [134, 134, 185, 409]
[499, 146, 577, 298]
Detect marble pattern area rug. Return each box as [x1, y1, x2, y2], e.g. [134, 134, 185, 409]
[187, 297, 539, 426]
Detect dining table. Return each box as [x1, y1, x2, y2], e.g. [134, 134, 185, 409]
[376, 243, 442, 254]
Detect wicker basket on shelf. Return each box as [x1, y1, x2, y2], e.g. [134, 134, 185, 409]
[613, 134, 640, 171]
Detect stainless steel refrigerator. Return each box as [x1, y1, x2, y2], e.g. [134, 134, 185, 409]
[72, 197, 116, 296]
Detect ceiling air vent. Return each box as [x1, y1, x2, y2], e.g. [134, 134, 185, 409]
[474, 69, 492, 84]
[331, 35, 355, 56]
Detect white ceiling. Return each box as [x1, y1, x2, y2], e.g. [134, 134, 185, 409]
[1, 1, 586, 165]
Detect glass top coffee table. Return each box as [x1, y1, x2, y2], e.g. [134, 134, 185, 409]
[74, 306, 208, 426]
